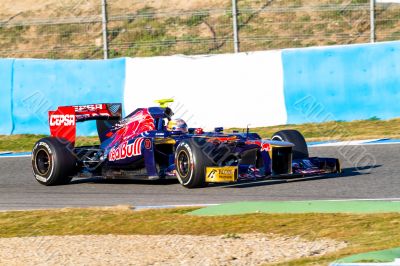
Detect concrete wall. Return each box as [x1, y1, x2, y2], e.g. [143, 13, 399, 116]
[282, 41, 400, 124]
[0, 59, 14, 134]
[1, 40, 400, 135]
[0, 58, 125, 135]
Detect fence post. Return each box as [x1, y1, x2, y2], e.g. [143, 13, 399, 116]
[101, 0, 109, 59]
[231, 0, 240, 53]
[370, 0, 375, 43]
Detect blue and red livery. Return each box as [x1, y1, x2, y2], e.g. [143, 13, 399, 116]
[32, 100, 340, 188]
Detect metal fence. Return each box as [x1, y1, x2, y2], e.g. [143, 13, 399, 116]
[0, 0, 399, 59]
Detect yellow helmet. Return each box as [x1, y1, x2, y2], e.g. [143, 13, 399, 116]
[167, 118, 188, 133]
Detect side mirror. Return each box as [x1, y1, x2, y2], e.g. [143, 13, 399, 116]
[214, 127, 224, 133]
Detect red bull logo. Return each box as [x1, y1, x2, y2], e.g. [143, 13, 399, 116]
[108, 138, 144, 161]
[245, 140, 271, 152]
[260, 142, 271, 152]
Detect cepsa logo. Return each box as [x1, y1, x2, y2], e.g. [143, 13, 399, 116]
[108, 138, 144, 161]
[50, 114, 75, 126]
[74, 104, 104, 112]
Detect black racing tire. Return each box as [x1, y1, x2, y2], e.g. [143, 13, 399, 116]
[175, 139, 213, 189]
[32, 137, 76, 186]
[271, 130, 309, 159]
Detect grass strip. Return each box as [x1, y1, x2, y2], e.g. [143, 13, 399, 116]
[230, 117, 400, 142]
[0, 207, 400, 265]
[1, 118, 400, 152]
[334, 247, 400, 263]
[0, 135, 100, 152]
[190, 200, 400, 216]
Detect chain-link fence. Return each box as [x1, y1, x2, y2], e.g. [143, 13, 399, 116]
[0, 0, 399, 59]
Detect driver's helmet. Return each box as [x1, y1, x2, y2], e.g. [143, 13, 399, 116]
[167, 118, 188, 133]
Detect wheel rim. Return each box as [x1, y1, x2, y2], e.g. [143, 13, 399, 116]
[177, 150, 190, 178]
[35, 149, 51, 176]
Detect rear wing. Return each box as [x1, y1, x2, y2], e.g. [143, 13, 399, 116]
[48, 103, 122, 145]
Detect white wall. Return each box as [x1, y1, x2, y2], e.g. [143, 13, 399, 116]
[124, 51, 286, 130]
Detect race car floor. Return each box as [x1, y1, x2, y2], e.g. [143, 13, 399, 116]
[0, 143, 399, 210]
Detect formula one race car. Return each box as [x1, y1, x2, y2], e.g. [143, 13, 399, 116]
[32, 99, 340, 188]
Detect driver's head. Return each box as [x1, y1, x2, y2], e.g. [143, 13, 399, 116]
[167, 118, 188, 133]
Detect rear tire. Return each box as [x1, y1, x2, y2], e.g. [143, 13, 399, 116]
[32, 137, 76, 186]
[175, 139, 213, 188]
[271, 130, 309, 159]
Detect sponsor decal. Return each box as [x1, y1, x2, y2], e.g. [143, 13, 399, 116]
[48, 106, 76, 144]
[261, 143, 271, 152]
[75, 114, 91, 120]
[74, 104, 104, 112]
[207, 169, 217, 179]
[108, 137, 144, 161]
[220, 169, 234, 175]
[245, 140, 271, 152]
[49, 114, 75, 126]
[73, 104, 113, 121]
[144, 139, 152, 150]
[206, 136, 237, 143]
[195, 128, 204, 134]
[205, 166, 238, 182]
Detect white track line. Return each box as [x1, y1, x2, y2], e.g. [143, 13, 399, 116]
[2, 199, 400, 212]
[134, 203, 219, 210]
[324, 198, 400, 202]
[0, 154, 31, 158]
[135, 199, 400, 210]
[309, 139, 388, 147]
[330, 259, 400, 266]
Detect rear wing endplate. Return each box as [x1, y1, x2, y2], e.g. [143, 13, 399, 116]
[48, 103, 122, 145]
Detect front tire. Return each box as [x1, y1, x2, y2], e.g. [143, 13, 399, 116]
[272, 130, 309, 159]
[32, 137, 76, 186]
[175, 139, 212, 188]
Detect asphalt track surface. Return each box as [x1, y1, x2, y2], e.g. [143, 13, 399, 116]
[0, 144, 399, 211]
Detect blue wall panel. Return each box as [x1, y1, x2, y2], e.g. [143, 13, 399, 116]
[282, 41, 400, 124]
[11, 58, 125, 135]
[0, 59, 14, 134]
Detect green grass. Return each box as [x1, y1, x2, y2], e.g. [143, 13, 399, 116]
[230, 117, 400, 141]
[0, 135, 100, 152]
[190, 200, 400, 216]
[0, 207, 399, 265]
[1, 118, 400, 152]
[337, 247, 400, 263]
